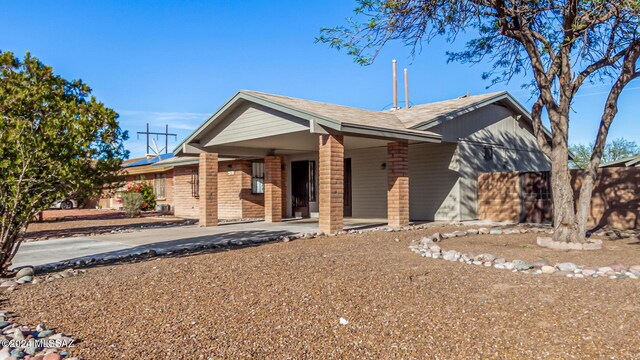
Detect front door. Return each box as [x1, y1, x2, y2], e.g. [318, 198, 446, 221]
[344, 158, 352, 217]
[291, 161, 310, 218]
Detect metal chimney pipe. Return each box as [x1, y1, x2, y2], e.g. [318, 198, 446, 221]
[392, 59, 398, 109]
[404, 68, 409, 109]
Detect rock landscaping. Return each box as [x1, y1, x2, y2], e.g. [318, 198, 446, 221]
[3, 221, 639, 358]
[0, 309, 76, 360]
[0, 267, 87, 292]
[409, 227, 640, 280]
[7, 223, 640, 358]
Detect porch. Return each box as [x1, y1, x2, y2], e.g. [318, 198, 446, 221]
[174, 90, 442, 233]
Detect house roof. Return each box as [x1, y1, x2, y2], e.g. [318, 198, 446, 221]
[600, 154, 640, 168]
[393, 91, 508, 129]
[174, 89, 551, 156]
[122, 153, 174, 168]
[243, 90, 413, 133]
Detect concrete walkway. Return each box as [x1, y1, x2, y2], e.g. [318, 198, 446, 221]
[12, 218, 387, 269]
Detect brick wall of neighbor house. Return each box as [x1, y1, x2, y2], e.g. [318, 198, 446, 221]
[98, 170, 174, 210]
[124, 171, 174, 207]
[478, 168, 640, 230]
[173, 165, 200, 218]
[102, 158, 276, 220]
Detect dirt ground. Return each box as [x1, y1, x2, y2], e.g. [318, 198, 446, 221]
[6, 224, 640, 358]
[26, 209, 194, 240]
[441, 231, 640, 267]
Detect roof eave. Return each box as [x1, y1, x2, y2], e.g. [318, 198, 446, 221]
[341, 123, 441, 143]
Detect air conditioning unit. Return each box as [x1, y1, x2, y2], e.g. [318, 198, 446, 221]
[155, 204, 171, 213]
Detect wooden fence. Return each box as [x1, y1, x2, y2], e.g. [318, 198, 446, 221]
[478, 167, 640, 230]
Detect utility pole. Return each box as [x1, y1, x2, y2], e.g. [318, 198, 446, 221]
[136, 123, 177, 155]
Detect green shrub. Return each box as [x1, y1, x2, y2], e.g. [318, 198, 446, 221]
[121, 192, 144, 217]
[124, 181, 156, 211]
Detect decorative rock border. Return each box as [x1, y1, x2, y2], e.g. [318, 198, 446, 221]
[0, 268, 87, 292]
[409, 227, 640, 280]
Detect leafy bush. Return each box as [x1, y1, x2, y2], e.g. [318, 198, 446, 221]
[121, 192, 144, 217]
[124, 181, 156, 211]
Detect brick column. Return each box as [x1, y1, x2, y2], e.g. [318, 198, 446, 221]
[387, 141, 409, 228]
[264, 156, 282, 222]
[319, 134, 344, 234]
[199, 153, 218, 227]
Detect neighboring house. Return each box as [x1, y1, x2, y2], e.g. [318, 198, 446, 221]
[98, 154, 175, 210]
[168, 90, 550, 233]
[600, 154, 640, 168]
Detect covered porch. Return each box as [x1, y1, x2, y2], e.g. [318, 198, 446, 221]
[174, 90, 441, 233]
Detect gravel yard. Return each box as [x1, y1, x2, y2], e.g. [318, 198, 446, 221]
[6, 225, 640, 358]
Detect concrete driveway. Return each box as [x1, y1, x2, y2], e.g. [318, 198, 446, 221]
[12, 218, 387, 269]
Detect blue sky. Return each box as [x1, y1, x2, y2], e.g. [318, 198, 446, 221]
[2, 1, 638, 157]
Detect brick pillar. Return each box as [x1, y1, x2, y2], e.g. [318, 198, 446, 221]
[199, 153, 218, 227]
[264, 156, 283, 222]
[387, 141, 409, 228]
[319, 134, 344, 234]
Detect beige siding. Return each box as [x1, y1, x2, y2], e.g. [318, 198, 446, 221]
[409, 143, 460, 221]
[202, 103, 309, 146]
[348, 147, 388, 218]
[430, 104, 550, 220]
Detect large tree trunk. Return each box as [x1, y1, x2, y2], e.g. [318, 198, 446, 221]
[550, 146, 583, 243]
[575, 173, 595, 239]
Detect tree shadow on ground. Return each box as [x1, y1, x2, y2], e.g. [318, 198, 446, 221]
[32, 220, 393, 274]
[34, 229, 300, 274]
[25, 219, 196, 240]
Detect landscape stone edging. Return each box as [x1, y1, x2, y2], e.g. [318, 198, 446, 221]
[409, 227, 640, 280]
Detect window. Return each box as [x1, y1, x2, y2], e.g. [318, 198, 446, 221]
[252, 162, 264, 194]
[154, 173, 166, 199]
[308, 161, 316, 202]
[191, 168, 199, 198]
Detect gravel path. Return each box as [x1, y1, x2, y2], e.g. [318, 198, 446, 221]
[6, 226, 640, 358]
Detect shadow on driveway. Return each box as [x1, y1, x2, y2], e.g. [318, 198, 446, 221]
[35, 229, 299, 274]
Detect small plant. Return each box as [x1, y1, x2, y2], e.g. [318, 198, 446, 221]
[121, 192, 144, 217]
[124, 180, 156, 211]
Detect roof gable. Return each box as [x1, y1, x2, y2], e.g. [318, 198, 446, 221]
[394, 91, 510, 129]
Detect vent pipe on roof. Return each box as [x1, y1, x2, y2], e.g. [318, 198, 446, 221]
[392, 59, 398, 109]
[404, 68, 409, 109]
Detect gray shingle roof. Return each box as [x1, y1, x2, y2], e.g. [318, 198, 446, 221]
[393, 91, 507, 129]
[243, 90, 509, 133]
[174, 89, 534, 155]
[241, 90, 418, 133]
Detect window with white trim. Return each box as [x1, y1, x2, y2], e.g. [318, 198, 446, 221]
[252, 162, 264, 194]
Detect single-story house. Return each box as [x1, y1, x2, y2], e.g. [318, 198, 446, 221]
[164, 90, 550, 233]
